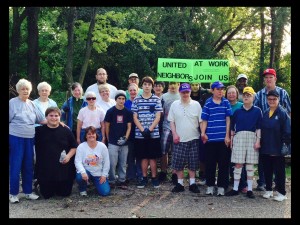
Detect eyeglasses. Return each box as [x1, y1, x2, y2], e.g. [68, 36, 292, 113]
[86, 97, 96, 101]
[242, 94, 252, 98]
[267, 98, 278, 101]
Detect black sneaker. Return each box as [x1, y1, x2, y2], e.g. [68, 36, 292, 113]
[246, 191, 255, 198]
[137, 177, 148, 189]
[172, 183, 185, 193]
[189, 183, 200, 193]
[158, 172, 167, 182]
[171, 173, 178, 185]
[119, 182, 128, 190]
[225, 189, 239, 196]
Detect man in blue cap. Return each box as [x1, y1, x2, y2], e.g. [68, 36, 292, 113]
[201, 81, 232, 196]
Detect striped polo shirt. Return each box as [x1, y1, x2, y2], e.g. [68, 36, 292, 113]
[131, 94, 163, 139]
[201, 96, 232, 142]
[254, 86, 291, 114]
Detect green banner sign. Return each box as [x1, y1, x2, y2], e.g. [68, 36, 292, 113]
[157, 58, 229, 83]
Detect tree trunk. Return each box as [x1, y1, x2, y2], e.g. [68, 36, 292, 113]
[26, 7, 40, 98]
[65, 7, 76, 87]
[259, 7, 266, 89]
[269, 7, 276, 68]
[274, 7, 290, 71]
[10, 7, 26, 77]
[78, 7, 97, 85]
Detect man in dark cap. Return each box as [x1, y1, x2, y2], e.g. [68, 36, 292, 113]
[254, 68, 291, 191]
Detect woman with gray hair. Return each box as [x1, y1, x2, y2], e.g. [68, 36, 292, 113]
[61, 82, 88, 139]
[33, 81, 58, 126]
[9, 78, 47, 203]
[76, 91, 106, 144]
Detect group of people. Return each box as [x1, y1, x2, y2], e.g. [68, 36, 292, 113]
[9, 67, 291, 204]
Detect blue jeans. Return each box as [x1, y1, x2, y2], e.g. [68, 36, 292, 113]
[9, 135, 34, 195]
[76, 171, 110, 196]
[126, 141, 142, 180]
[80, 128, 102, 143]
[108, 144, 129, 183]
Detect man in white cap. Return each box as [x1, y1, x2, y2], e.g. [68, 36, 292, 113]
[125, 73, 143, 99]
[236, 74, 248, 102]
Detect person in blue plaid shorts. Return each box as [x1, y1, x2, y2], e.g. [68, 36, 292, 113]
[225, 87, 262, 198]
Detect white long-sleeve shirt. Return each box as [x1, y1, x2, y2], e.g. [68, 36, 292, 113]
[75, 141, 110, 177]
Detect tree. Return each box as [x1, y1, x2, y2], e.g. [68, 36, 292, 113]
[65, 7, 76, 86]
[10, 7, 26, 77]
[78, 7, 97, 85]
[26, 7, 40, 97]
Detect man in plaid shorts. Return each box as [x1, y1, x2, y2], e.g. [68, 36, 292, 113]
[168, 83, 202, 193]
[225, 87, 263, 198]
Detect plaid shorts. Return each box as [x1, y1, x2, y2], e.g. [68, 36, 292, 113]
[160, 128, 173, 154]
[231, 131, 258, 164]
[171, 139, 199, 171]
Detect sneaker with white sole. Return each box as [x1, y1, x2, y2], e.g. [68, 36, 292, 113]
[80, 191, 88, 196]
[217, 187, 224, 196]
[206, 186, 214, 195]
[273, 193, 287, 202]
[9, 194, 19, 203]
[198, 178, 206, 186]
[25, 193, 39, 200]
[263, 191, 273, 199]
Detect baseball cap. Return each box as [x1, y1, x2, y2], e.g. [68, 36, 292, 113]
[266, 90, 279, 98]
[211, 81, 225, 89]
[128, 73, 139, 79]
[179, 83, 191, 92]
[263, 68, 276, 77]
[243, 87, 256, 95]
[237, 74, 248, 80]
[114, 90, 127, 100]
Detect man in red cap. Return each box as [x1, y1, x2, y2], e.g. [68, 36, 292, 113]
[254, 68, 291, 191]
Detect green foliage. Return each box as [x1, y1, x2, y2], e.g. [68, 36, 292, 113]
[9, 7, 291, 98]
[77, 11, 157, 54]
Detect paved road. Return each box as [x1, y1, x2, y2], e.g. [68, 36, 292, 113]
[9, 177, 291, 218]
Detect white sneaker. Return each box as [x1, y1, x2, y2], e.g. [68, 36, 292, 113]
[217, 187, 224, 196]
[80, 191, 88, 196]
[263, 191, 273, 199]
[274, 193, 287, 202]
[25, 193, 39, 200]
[9, 194, 19, 203]
[206, 186, 214, 195]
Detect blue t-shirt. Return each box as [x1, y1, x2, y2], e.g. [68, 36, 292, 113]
[231, 105, 262, 133]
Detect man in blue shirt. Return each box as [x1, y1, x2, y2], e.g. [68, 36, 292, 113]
[254, 68, 291, 191]
[201, 81, 232, 196]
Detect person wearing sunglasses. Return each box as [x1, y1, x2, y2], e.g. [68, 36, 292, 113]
[76, 91, 106, 145]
